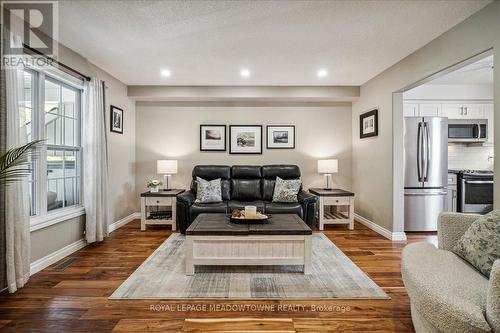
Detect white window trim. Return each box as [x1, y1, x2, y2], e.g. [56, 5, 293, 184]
[30, 205, 85, 232]
[25, 66, 86, 230]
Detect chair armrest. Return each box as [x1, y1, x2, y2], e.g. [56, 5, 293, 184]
[487, 260, 500, 332]
[297, 191, 317, 204]
[437, 212, 480, 251]
[177, 191, 196, 206]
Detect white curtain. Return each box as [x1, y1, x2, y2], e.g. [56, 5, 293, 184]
[83, 78, 109, 243]
[5, 67, 31, 293]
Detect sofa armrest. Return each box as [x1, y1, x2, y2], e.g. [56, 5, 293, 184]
[297, 190, 316, 205]
[176, 191, 196, 234]
[177, 190, 196, 206]
[487, 260, 500, 333]
[437, 212, 480, 251]
[297, 191, 317, 228]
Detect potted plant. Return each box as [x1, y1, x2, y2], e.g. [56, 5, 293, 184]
[146, 179, 162, 193]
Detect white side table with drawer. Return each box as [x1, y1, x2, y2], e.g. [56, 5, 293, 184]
[309, 188, 355, 231]
[140, 189, 184, 231]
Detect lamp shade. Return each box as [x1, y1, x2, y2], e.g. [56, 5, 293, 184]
[317, 159, 338, 174]
[157, 160, 177, 174]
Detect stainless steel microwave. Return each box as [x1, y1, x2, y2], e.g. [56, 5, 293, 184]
[448, 119, 488, 143]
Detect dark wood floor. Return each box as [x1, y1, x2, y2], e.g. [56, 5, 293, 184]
[0, 220, 436, 332]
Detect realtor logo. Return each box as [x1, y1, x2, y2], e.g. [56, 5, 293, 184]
[1, 1, 58, 56]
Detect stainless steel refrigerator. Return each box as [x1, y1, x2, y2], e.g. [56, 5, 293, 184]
[404, 117, 448, 231]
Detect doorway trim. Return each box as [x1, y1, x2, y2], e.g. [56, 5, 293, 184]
[392, 48, 494, 234]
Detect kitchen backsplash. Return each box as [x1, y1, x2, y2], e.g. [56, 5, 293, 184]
[448, 144, 494, 171]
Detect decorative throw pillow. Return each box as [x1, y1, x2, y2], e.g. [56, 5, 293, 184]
[453, 210, 500, 278]
[272, 176, 301, 203]
[195, 177, 222, 203]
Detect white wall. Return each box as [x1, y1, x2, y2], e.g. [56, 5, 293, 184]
[135, 102, 352, 196]
[29, 44, 137, 264]
[90, 64, 138, 222]
[352, 1, 500, 231]
[403, 84, 493, 100]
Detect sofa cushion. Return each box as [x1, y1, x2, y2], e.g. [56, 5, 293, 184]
[453, 210, 500, 278]
[265, 202, 303, 217]
[402, 242, 490, 333]
[231, 165, 261, 179]
[190, 202, 228, 220]
[228, 200, 265, 212]
[231, 179, 262, 201]
[272, 176, 301, 203]
[262, 165, 301, 200]
[262, 165, 301, 179]
[195, 177, 222, 203]
[191, 165, 231, 200]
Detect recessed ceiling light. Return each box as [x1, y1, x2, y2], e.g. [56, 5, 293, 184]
[161, 69, 171, 77]
[317, 69, 328, 78]
[240, 68, 251, 78]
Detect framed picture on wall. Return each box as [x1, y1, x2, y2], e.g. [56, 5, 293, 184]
[200, 125, 226, 151]
[267, 125, 295, 149]
[229, 125, 262, 154]
[359, 109, 378, 138]
[110, 105, 124, 134]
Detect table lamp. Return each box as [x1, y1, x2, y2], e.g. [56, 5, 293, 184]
[317, 159, 338, 190]
[157, 160, 177, 191]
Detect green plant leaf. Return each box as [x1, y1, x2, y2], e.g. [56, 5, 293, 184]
[0, 140, 44, 185]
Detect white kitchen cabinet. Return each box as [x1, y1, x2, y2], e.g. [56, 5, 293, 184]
[441, 103, 464, 118]
[441, 103, 484, 119]
[484, 103, 494, 145]
[403, 103, 418, 117]
[418, 103, 441, 117]
[462, 104, 484, 119]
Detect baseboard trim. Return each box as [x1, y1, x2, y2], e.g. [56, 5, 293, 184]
[30, 239, 87, 276]
[354, 213, 407, 241]
[108, 212, 141, 233]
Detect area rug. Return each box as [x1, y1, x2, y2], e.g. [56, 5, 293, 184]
[110, 233, 388, 300]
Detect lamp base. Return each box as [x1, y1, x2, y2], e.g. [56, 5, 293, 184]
[163, 174, 171, 191]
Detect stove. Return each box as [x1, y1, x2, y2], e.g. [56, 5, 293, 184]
[455, 170, 494, 214]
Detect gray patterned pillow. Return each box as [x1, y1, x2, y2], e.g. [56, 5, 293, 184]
[195, 177, 222, 203]
[453, 210, 500, 278]
[272, 176, 301, 203]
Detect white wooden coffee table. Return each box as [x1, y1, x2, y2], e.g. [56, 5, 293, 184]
[184, 213, 312, 275]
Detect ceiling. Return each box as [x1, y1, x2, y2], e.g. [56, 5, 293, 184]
[58, 0, 490, 86]
[428, 55, 494, 85]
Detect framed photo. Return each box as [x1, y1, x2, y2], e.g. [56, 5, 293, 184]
[110, 105, 124, 134]
[200, 125, 226, 151]
[267, 125, 295, 149]
[229, 125, 262, 154]
[360, 109, 378, 138]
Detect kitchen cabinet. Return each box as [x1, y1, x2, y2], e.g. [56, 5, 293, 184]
[447, 173, 457, 212]
[484, 103, 494, 145]
[403, 102, 440, 117]
[462, 104, 484, 119]
[441, 103, 463, 118]
[403, 103, 418, 117]
[441, 103, 484, 119]
[418, 103, 441, 117]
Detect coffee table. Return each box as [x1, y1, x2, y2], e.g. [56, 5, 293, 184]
[185, 213, 312, 275]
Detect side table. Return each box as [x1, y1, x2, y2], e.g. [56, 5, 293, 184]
[140, 189, 185, 231]
[309, 188, 355, 231]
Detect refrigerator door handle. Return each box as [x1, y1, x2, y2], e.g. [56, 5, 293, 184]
[405, 191, 448, 196]
[423, 122, 430, 182]
[417, 122, 423, 182]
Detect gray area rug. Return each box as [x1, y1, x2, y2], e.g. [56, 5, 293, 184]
[110, 233, 388, 300]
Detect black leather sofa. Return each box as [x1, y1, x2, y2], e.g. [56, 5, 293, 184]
[177, 165, 317, 233]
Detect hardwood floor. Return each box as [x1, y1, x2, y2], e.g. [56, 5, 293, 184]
[0, 220, 436, 332]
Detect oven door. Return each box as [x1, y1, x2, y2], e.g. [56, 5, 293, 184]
[461, 179, 494, 213]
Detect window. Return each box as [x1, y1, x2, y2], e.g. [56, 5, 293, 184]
[20, 69, 83, 222]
